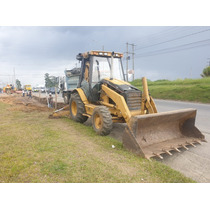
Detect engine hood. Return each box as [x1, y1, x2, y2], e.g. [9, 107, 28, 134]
[102, 78, 139, 92]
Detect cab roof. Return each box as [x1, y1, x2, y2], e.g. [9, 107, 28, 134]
[77, 51, 123, 60]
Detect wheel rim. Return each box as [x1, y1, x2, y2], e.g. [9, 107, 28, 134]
[94, 113, 102, 130]
[71, 101, 77, 116]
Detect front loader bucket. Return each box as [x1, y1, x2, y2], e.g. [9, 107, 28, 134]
[122, 108, 205, 159]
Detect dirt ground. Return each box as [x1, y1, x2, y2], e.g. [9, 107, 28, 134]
[0, 93, 50, 112]
[0, 93, 128, 143]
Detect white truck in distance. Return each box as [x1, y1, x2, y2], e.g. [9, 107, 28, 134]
[60, 68, 81, 104]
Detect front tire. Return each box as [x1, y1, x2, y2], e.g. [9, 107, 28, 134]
[92, 106, 113, 136]
[69, 92, 88, 123]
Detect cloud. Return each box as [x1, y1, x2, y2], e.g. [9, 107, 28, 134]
[0, 26, 210, 87]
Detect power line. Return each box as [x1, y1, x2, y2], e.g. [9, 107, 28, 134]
[118, 27, 179, 50]
[135, 28, 210, 51]
[119, 27, 207, 52]
[133, 26, 180, 45]
[135, 38, 210, 58]
[136, 40, 210, 58]
[133, 26, 200, 47]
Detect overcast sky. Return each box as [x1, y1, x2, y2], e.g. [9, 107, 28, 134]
[0, 26, 210, 87]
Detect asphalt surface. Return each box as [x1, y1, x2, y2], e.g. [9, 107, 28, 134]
[155, 99, 210, 183]
[34, 93, 210, 182]
[155, 99, 210, 135]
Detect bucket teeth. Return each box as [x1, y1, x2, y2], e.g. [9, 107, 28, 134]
[153, 153, 163, 159]
[186, 142, 196, 147]
[162, 149, 172, 156]
[179, 144, 189, 150]
[171, 147, 181, 153]
[201, 139, 207, 142]
[191, 143, 196, 147]
[195, 140, 202, 145]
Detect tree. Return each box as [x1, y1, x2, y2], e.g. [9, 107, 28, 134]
[45, 73, 59, 88]
[16, 79, 22, 90]
[201, 66, 210, 78]
[45, 73, 51, 88]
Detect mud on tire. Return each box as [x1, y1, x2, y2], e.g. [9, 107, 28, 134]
[69, 92, 88, 123]
[92, 106, 113, 136]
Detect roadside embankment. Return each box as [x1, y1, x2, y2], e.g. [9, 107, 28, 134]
[131, 77, 210, 103]
[33, 95, 65, 109]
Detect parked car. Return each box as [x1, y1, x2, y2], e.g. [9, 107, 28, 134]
[47, 87, 60, 94]
[32, 87, 39, 92]
[40, 87, 46, 93]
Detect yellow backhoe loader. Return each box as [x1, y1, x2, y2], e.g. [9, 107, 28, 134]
[3, 84, 16, 94]
[62, 51, 206, 159]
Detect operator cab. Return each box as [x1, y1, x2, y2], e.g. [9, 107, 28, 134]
[77, 51, 125, 103]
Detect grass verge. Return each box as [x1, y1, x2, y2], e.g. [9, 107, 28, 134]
[0, 101, 195, 183]
[131, 77, 210, 103]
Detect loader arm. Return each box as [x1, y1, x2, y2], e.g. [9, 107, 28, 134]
[101, 84, 132, 123]
[141, 77, 157, 114]
[101, 77, 157, 121]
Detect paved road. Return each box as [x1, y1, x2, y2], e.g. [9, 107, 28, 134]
[155, 99, 210, 183]
[155, 99, 210, 134]
[34, 93, 210, 182]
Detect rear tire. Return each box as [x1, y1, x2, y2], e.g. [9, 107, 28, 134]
[69, 92, 88, 123]
[92, 106, 113, 136]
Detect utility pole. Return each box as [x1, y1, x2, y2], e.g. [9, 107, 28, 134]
[126, 42, 129, 81]
[13, 67, 16, 88]
[131, 43, 135, 81]
[126, 42, 136, 81]
[55, 87, 57, 110]
[208, 58, 210, 67]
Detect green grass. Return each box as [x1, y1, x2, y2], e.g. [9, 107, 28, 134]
[0, 101, 195, 183]
[131, 77, 210, 103]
